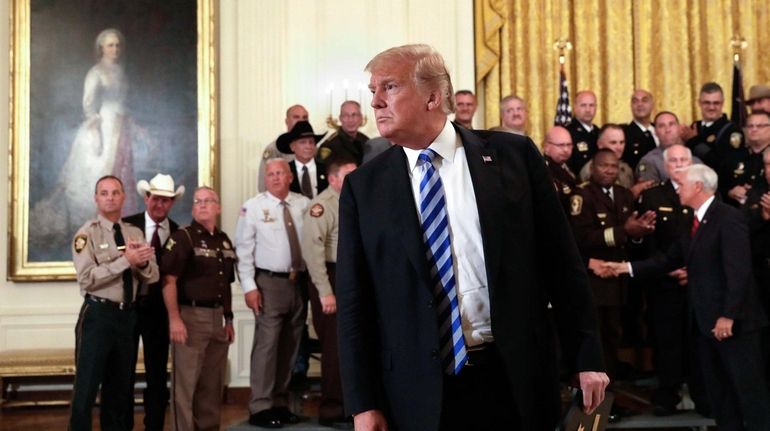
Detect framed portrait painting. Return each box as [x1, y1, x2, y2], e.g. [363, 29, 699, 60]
[8, 0, 217, 281]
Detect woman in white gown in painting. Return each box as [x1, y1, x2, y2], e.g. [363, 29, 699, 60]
[31, 28, 138, 254]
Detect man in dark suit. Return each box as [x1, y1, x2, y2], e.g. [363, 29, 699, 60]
[123, 173, 183, 431]
[336, 44, 608, 431]
[607, 164, 770, 430]
[277, 120, 329, 199]
[635, 145, 709, 416]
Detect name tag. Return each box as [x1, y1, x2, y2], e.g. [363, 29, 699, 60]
[658, 207, 673, 212]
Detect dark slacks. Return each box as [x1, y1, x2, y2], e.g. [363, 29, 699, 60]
[438, 344, 519, 431]
[130, 294, 170, 431]
[309, 263, 344, 420]
[697, 330, 770, 430]
[69, 298, 136, 431]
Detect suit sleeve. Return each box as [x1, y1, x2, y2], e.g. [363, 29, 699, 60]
[523, 143, 605, 374]
[336, 178, 385, 415]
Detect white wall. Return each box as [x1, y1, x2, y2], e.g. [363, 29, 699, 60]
[0, 0, 474, 387]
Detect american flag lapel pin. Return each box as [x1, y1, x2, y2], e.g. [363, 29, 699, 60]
[482, 155, 493, 164]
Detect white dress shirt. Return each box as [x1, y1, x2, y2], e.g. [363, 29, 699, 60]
[294, 159, 318, 197]
[143, 212, 170, 245]
[402, 119, 492, 347]
[234, 191, 310, 293]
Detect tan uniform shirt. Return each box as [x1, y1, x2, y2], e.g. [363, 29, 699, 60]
[72, 214, 159, 302]
[300, 187, 339, 297]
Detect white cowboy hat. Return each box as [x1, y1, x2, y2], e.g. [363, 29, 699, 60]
[136, 173, 185, 198]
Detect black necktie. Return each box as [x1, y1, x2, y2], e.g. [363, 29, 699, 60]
[301, 165, 313, 198]
[603, 187, 613, 202]
[113, 223, 134, 303]
[151, 223, 162, 263]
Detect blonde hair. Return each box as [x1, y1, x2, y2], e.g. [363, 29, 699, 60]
[365, 44, 455, 114]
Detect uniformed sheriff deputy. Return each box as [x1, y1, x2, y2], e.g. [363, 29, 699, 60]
[162, 186, 236, 431]
[682, 82, 744, 174]
[720, 111, 770, 206]
[566, 90, 601, 174]
[543, 125, 578, 210]
[235, 158, 311, 428]
[70, 175, 159, 431]
[300, 155, 358, 427]
[568, 150, 655, 382]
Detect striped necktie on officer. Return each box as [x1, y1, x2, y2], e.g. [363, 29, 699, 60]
[417, 148, 467, 375]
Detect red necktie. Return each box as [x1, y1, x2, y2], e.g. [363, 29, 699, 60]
[691, 217, 700, 238]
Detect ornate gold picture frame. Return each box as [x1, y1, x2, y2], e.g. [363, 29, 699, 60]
[8, 0, 217, 281]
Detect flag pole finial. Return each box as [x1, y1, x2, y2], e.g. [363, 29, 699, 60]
[553, 38, 573, 65]
[731, 35, 747, 63]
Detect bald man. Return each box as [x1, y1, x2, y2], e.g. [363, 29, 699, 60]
[567, 90, 601, 174]
[623, 90, 658, 169]
[543, 126, 577, 209]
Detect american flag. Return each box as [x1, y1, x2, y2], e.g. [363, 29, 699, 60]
[554, 68, 572, 126]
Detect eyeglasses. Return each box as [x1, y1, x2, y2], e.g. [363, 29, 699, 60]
[193, 198, 219, 206]
[746, 124, 770, 129]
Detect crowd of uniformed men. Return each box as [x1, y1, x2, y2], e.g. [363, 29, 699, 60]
[67, 79, 770, 430]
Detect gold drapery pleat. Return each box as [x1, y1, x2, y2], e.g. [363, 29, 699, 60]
[475, 0, 770, 147]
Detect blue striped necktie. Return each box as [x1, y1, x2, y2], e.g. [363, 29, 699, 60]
[417, 149, 467, 375]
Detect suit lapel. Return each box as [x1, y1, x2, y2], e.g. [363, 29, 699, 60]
[688, 200, 718, 259]
[457, 126, 504, 292]
[387, 148, 433, 286]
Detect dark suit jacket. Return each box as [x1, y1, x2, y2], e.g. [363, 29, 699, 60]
[632, 199, 767, 336]
[289, 159, 328, 197]
[336, 124, 604, 430]
[123, 212, 180, 303]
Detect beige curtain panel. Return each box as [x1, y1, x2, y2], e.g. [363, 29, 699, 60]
[475, 0, 770, 146]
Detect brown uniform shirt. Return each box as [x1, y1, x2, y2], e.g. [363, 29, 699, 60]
[161, 221, 237, 316]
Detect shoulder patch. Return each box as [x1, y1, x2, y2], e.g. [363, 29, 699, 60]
[570, 195, 583, 216]
[310, 203, 325, 217]
[262, 149, 271, 160]
[73, 234, 88, 253]
[729, 132, 742, 149]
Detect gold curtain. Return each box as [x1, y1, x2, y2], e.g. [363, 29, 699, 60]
[475, 0, 770, 146]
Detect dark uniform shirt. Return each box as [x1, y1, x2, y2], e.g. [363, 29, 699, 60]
[686, 114, 744, 173]
[161, 220, 237, 316]
[566, 118, 600, 174]
[544, 155, 577, 210]
[718, 144, 769, 206]
[318, 131, 370, 165]
[568, 182, 635, 305]
[636, 181, 693, 289]
[623, 121, 657, 169]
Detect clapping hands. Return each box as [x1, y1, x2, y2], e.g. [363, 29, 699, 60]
[588, 258, 629, 278]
